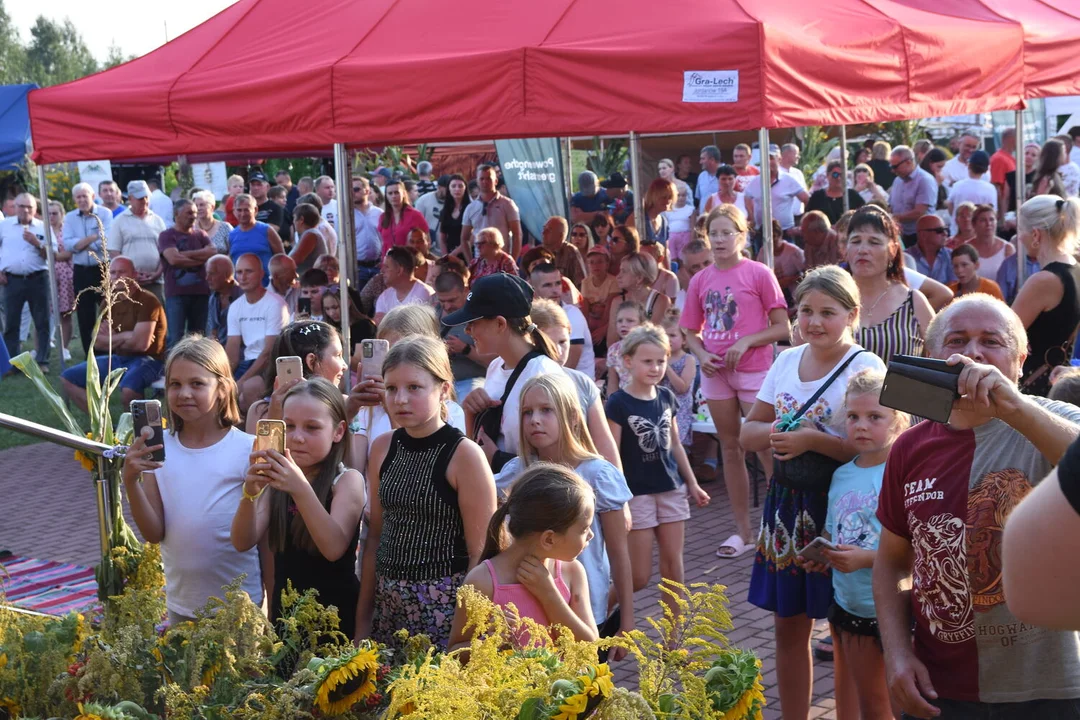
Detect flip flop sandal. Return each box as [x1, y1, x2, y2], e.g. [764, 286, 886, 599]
[715, 534, 753, 559]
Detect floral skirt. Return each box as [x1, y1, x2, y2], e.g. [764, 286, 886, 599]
[372, 571, 466, 650]
[747, 479, 833, 619]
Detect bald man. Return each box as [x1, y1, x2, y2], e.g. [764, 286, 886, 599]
[905, 214, 956, 284]
[205, 255, 242, 345]
[60, 256, 167, 409]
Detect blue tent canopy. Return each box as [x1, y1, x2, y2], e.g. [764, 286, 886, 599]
[0, 84, 35, 171]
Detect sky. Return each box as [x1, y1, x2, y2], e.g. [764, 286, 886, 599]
[11, 0, 236, 63]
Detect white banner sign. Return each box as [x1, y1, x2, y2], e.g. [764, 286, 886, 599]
[77, 160, 113, 192]
[682, 71, 739, 103]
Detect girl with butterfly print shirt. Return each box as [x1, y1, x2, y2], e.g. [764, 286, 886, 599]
[605, 323, 710, 617]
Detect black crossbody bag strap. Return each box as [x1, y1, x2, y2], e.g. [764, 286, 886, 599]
[787, 350, 865, 425]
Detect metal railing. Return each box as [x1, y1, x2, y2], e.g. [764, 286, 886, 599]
[0, 411, 114, 558]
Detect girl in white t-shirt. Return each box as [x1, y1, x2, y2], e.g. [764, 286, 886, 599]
[740, 266, 885, 720]
[122, 336, 263, 625]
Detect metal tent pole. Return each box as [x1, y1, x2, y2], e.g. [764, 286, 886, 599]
[629, 131, 645, 239]
[562, 137, 574, 222]
[759, 128, 774, 270]
[333, 143, 354, 392]
[36, 164, 66, 372]
[1015, 109, 1027, 288]
[839, 125, 850, 214]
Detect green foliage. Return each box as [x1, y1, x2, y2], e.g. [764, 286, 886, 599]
[797, 127, 838, 179]
[585, 138, 627, 179]
[873, 120, 928, 150]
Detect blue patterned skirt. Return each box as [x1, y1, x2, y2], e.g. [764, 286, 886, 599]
[747, 479, 833, 619]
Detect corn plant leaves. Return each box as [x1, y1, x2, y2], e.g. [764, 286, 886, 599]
[8, 351, 81, 437]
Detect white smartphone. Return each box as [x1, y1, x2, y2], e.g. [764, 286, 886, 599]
[797, 536, 838, 565]
[276, 355, 303, 383]
[360, 339, 390, 381]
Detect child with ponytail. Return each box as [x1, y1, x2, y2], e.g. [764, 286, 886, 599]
[448, 463, 599, 648]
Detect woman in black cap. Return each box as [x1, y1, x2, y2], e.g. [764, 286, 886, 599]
[442, 273, 563, 471]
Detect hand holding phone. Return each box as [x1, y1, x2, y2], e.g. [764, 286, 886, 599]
[276, 355, 304, 383]
[253, 419, 286, 475]
[797, 536, 838, 566]
[131, 400, 165, 462]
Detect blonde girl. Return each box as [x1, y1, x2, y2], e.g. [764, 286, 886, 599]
[605, 324, 710, 617]
[530, 299, 621, 468]
[740, 266, 885, 720]
[123, 336, 263, 625]
[232, 378, 366, 637]
[606, 300, 645, 395]
[357, 336, 497, 648]
[449, 464, 598, 649]
[682, 205, 789, 560]
[660, 310, 697, 448]
[799, 370, 906, 720]
[494, 373, 634, 655]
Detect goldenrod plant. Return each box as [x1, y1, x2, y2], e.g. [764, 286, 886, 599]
[1, 550, 763, 719]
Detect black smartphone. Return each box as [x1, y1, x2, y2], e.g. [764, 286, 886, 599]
[879, 355, 963, 424]
[297, 297, 312, 316]
[131, 399, 165, 462]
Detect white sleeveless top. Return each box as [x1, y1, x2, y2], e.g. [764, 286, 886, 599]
[977, 242, 1008, 282]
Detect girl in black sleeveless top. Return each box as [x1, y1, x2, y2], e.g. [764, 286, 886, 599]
[1013, 196, 1080, 396]
[232, 378, 366, 637]
[356, 336, 497, 649]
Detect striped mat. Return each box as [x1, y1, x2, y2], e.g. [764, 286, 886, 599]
[0, 554, 102, 616]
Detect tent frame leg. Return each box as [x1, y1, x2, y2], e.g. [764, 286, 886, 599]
[758, 128, 774, 270]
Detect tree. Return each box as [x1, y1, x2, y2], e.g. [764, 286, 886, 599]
[23, 16, 99, 86]
[104, 43, 135, 70]
[0, 0, 27, 84]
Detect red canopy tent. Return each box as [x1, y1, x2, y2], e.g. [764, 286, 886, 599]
[27, 0, 1080, 164]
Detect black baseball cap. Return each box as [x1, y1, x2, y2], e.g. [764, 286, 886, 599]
[600, 172, 628, 189]
[441, 273, 534, 326]
[248, 170, 269, 183]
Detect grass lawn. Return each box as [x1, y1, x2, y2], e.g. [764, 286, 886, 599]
[0, 335, 125, 451]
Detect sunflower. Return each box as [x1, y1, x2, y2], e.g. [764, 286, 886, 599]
[720, 681, 766, 720]
[553, 692, 589, 720]
[74, 702, 106, 720]
[75, 433, 97, 471]
[0, 696, 19, 720]
[580, 664, 614, 699]
[311, 645, 380, 715]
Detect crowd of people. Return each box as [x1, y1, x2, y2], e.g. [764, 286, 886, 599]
[4, 132, 1080, 719]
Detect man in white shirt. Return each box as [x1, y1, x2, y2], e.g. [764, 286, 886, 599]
[63, 182, 114, 354]
[528, 262, 595, 380]
[780, 143, 808, 216]
[941, 133, 989, 187]
[947, 150, 997, 235]
[415, 175, 447, 242]
[350, 176, 384, 288]
[461, 164, 523, 258]
[0, 194, 56, 372]
[373, 246, 435, 323]
[315, 176, 337, 229]
[695, 145, 721, 213]
[107, 180, 167, 303]
[147, 179, 174, 222]
[743, 145, 811, 232]
[227, 253, 289, 411]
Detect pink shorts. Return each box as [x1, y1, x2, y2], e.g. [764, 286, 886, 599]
[629, 487, 691, 531]
[700, 367, 769, 403]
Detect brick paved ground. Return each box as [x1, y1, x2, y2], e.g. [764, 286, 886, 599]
[0, 439, 837, 718]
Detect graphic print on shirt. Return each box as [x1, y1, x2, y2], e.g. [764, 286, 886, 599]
[704, 287, 739, 335]
[833, 489, 880, 547]
[909, 512, 973, 644]
[774, 392, 833, 432]
[966, 469, 1031, 611]
[627, 409, 672, 460]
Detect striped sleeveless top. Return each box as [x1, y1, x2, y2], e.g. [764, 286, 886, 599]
[377, 423, 468, 581]
[857, 290, 924, 364]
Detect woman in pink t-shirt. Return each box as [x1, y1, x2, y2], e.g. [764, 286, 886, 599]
[681, 205, 790, 559]
[379, 180, 430, 258]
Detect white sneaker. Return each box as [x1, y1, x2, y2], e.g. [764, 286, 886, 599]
[62, 348, 72, 362]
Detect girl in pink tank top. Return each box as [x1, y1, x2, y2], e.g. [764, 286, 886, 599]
[448, 463, 599, 649]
